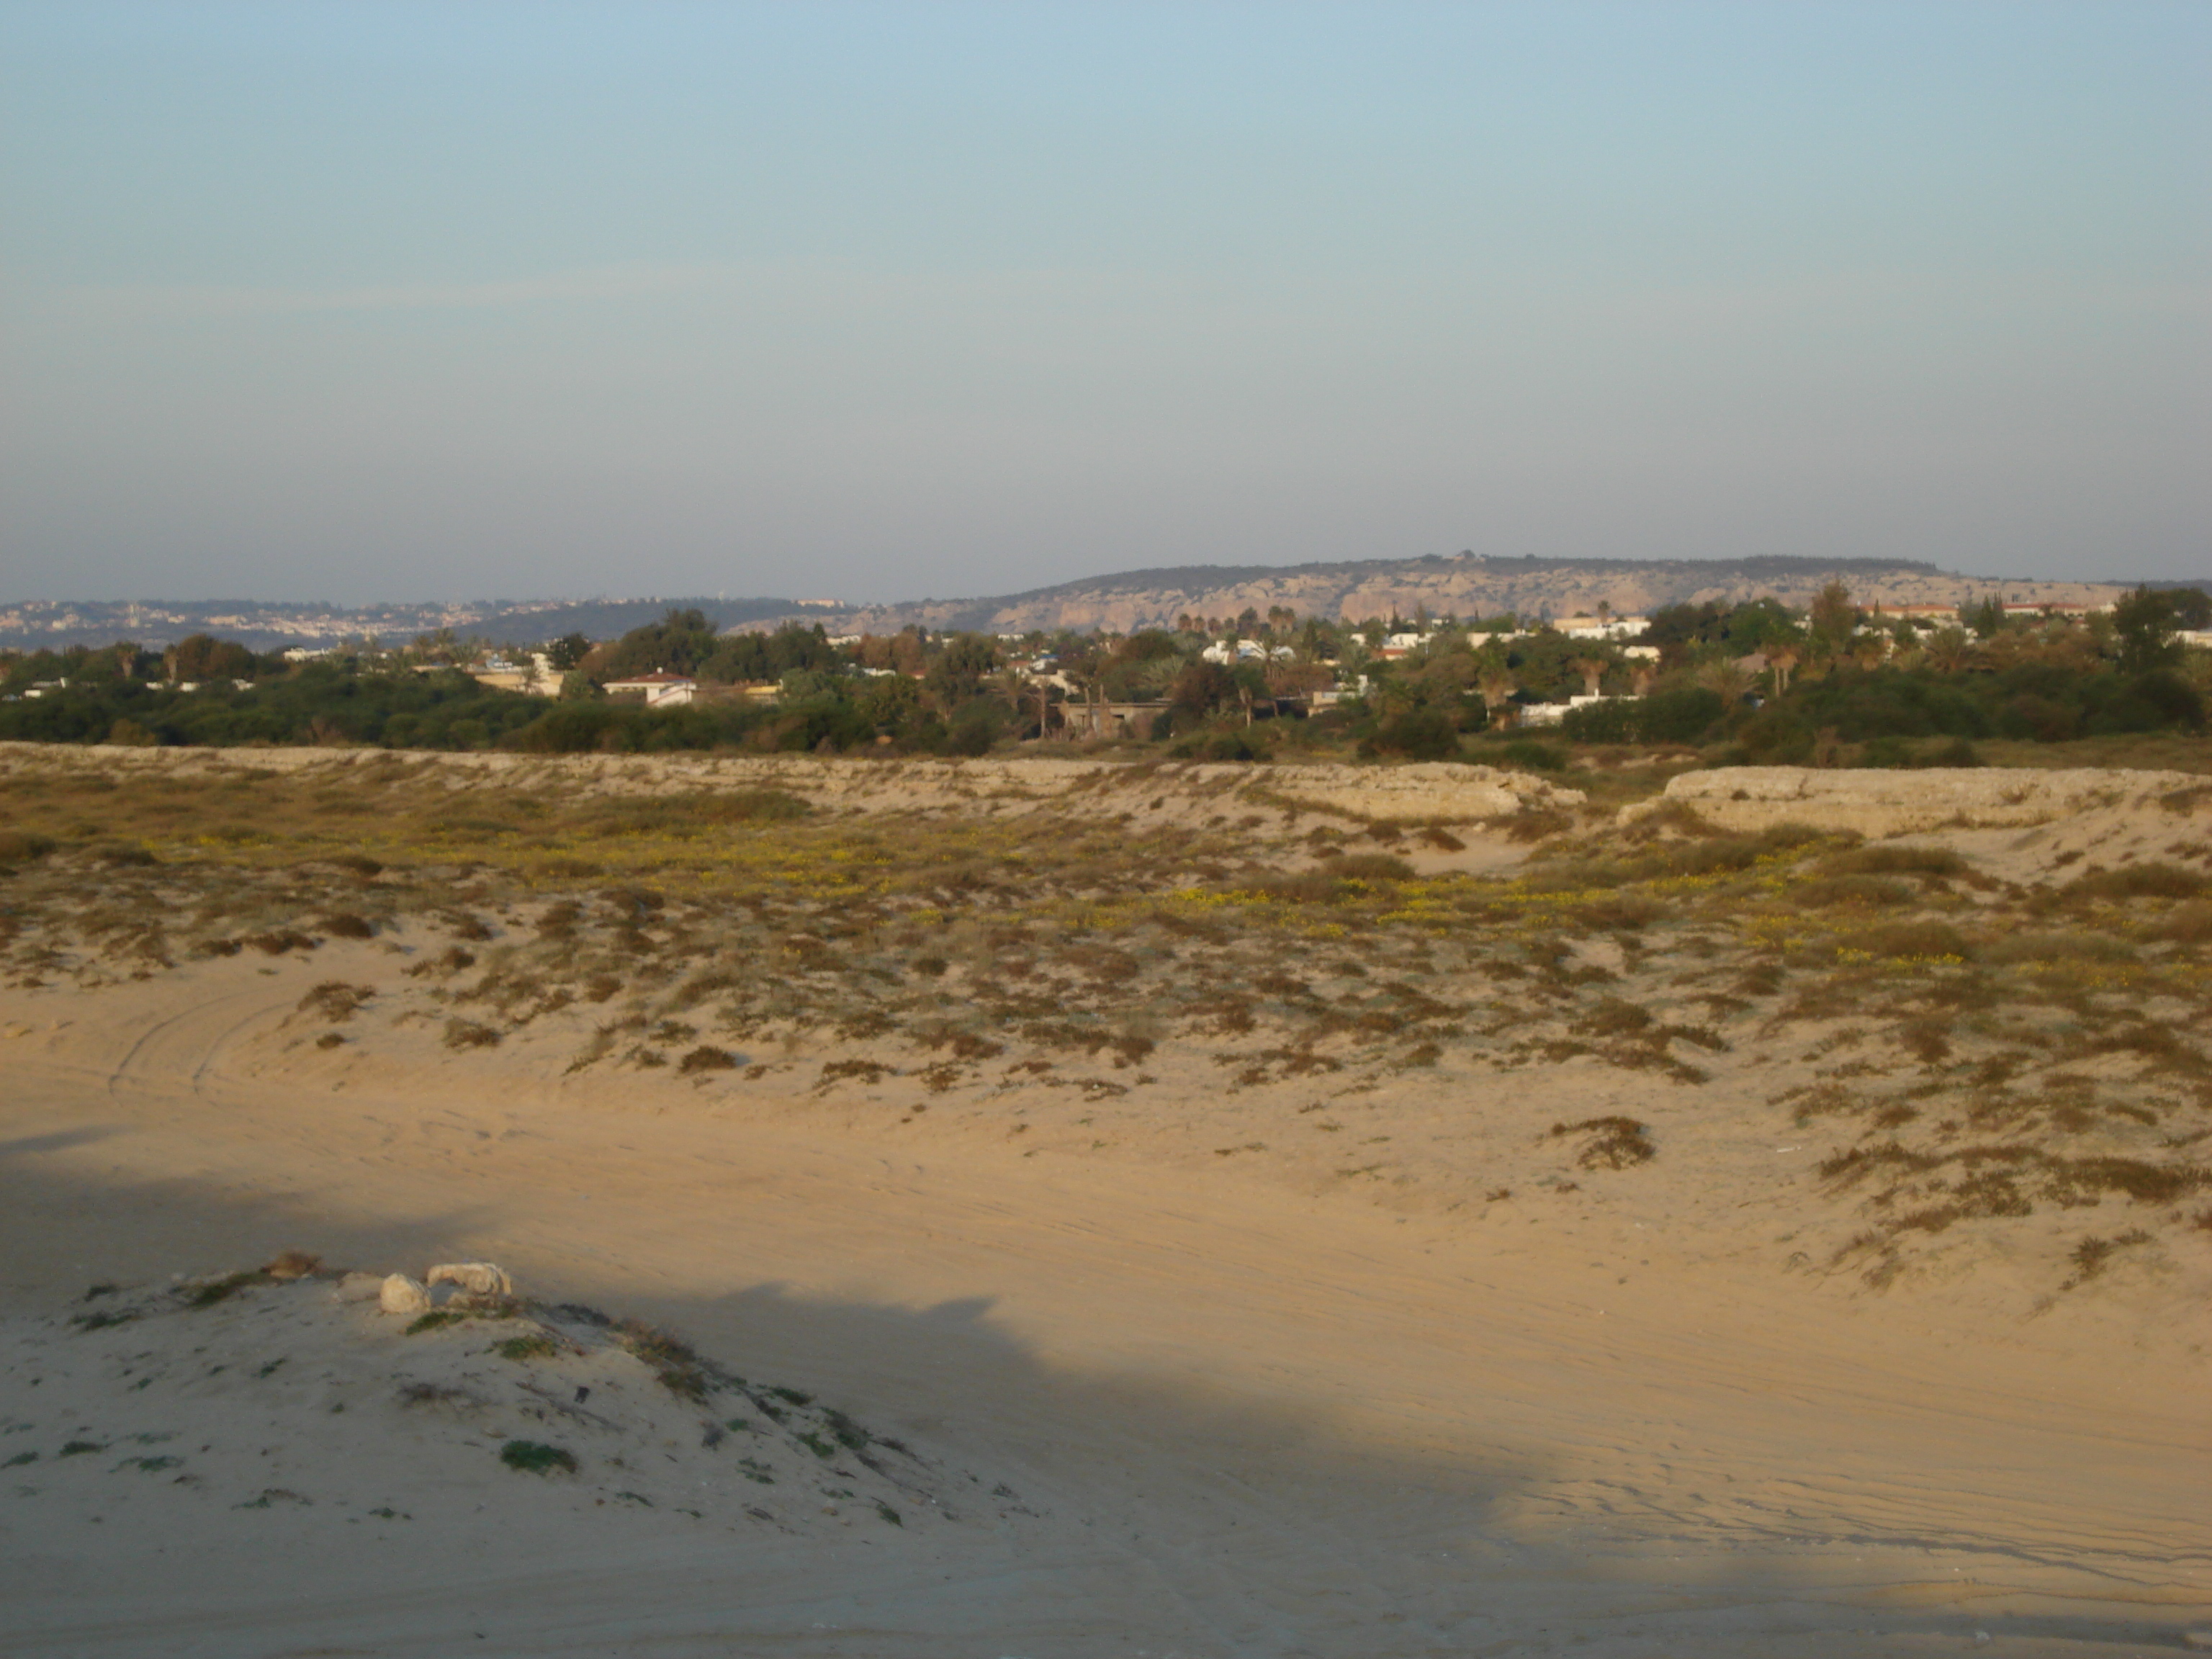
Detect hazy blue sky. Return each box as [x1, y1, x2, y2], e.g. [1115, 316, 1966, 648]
[2, 1, 2204, 604]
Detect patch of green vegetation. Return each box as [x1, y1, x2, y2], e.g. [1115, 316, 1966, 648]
[184, 1271, 264, 1308]
[613, 1320, 711, 1400]
[498, 1439, 577, 1476]
[68, 1309, 139, 1332]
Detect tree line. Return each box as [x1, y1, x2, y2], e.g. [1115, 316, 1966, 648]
[2, 586, 2203, 760]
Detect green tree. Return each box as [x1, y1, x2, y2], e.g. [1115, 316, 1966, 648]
[2111, 587, 2183, 675]
[601, 608, 722, 678]
[923, 632, 1001, 711]
[2167, 587, 2211, 629]
[1808, 580, 1858, 647]
[545, 631, 594, 670]
[1166, 661, 1236, 716]
[168, 634, 256, 682]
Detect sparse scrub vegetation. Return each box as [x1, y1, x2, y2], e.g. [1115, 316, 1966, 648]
[2, 739, 2208, 1298]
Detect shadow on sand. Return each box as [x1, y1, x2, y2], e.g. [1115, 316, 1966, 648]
[0, 1140, 2198, 1657]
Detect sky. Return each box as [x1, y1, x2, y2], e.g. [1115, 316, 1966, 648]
[1, 1, 2205, 606]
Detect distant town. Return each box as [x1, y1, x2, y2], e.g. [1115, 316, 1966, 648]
[3, 556, 2206, 765]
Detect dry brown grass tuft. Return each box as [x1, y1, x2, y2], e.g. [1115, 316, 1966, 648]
[1574, 998, 1653, 1038]
[2064, 863, 2206, 902]
[1330, 853, 1416, 882]
[1485, 806, 1573, 843]
[297, 981, 374, 1022]
[1841, 920, 1972, 961]
[443, 1017, 501, 1050]
[2149, 901, 2212, 945]
[1620, 799, 1720, 842]
[1791, 875, 1913, 910]
[1549, 1115, 1655, 1169]
[1822, 845, 1969, 880]
[1982, 930, 2136, 966]
[2064, 1228, 2152, 1287]
[0, 830, 58, 866]
[404, 945, 477, 979]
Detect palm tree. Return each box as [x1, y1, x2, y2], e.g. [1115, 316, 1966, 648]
[1567, 656, 1607, 697]
[1925, 627, 1974, 675]
[1629, 662, 1657, 697]
[1478, 665, 1519, 725]
[1767, 645, 1800, 696]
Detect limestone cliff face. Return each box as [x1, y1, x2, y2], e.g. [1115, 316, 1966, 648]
[793, 557, 2131, 638]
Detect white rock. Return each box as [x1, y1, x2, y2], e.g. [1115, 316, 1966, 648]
[333, 1272, 385, 1303]
[378, 1273, 430, 1315]
[426, 1261, 514, 1297]
[2180, 1632, 2212, 1653]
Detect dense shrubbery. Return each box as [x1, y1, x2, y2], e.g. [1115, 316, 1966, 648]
[0, 663, 544, 750]
[1560, 687, 1727, 745]
[594, 611, 847, 684]
[1734, 665, 2203, 763]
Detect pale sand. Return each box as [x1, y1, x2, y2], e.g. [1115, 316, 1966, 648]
[1, 757, 2207, 1655]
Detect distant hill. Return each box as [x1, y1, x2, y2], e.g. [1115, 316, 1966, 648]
[801, 554, 2144, 637]
[4, 556, 2189, 652]
[0, 596, 806, 653]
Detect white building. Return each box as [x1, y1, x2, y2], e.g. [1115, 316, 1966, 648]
[1554, 616, 1650, 640]
[603, 671, 697, 709]
[1518, 693, 1624, 727]
[1199, 639, 1293, 665]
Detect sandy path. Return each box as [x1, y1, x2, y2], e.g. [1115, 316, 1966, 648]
[2, 966, 2206, 1655]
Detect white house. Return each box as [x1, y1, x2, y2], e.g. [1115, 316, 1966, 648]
[603, 671, 697, 709]
[1199, 639, 1294, 665]
[1518, 693, 1618, 727]
[1555, 615, 1650, 640]
[469, 652, 559, 697]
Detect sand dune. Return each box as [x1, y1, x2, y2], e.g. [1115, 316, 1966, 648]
[1, 751, 2208, 1654]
